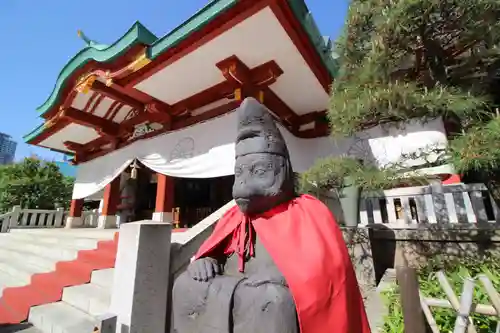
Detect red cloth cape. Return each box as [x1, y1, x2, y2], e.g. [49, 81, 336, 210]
[195, 194, 371, 333]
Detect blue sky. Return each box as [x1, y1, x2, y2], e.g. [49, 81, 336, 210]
[0, 0, 349, 161]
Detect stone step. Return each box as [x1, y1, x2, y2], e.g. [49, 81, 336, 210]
[0, 237, 83, 262]
[0, 270, 29, 297]
[0, 230, 117, 331]
[28, 302, 98, 333]
[62, 283, 111, 317]
[90, 268, 114, 289]
[0, 258, 50, 285]
[0, 232, 101, 250]
[8, 229, 116, 240]
[0, 246, 58, 272]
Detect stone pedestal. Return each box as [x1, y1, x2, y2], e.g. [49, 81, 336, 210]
[98, 215, 117, 229]
[152, 212, 174, 223]
[65, 216, 83, 229]
[110, 221, 172, 333]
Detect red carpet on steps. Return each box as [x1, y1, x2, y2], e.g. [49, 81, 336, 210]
[0, 232, 119, 324]
[0, 228, 187, 324]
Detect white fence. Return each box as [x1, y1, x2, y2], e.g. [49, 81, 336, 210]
[0, 206, 99, 232]
[321, 183, 499, 228]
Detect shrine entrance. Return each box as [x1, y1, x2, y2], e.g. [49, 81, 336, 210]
[174, 175, 234, 227]
[117, 165, 157, 222]
[116, 162, 234, 227]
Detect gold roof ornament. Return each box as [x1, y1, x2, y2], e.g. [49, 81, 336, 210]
[75, 74, 97, 94]
[45, 107, 66, 129]
[126, 49, 152, 73]
[104, 70, 113, 87]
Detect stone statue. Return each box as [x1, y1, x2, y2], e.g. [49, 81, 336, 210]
[172, 98, 371, 333]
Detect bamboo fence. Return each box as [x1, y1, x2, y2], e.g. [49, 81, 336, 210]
[398, 267, 500, 333]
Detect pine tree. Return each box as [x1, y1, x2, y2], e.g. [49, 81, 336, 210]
[303, 0, 500, 200]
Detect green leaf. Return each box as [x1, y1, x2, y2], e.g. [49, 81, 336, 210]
[305, 0, 500, 202]
[0, 157, 74, 212]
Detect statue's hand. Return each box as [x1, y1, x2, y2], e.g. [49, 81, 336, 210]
[187, 257, 221, 282]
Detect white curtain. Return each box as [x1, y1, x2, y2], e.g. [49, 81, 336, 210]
[72, 110, 449, 199]
[73, 157, 132, 199]
[72, 112, 239, 199]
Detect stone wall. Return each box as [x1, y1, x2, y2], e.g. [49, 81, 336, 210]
[342, 228, 377, 300]
[372, 226, 500, 269]
[341, 226, 500, 301]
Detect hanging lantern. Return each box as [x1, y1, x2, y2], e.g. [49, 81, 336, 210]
[131, 167, 138, 180]
[130, 160, 140, 180]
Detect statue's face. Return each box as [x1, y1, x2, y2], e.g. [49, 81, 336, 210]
[233, 153, 293, 215]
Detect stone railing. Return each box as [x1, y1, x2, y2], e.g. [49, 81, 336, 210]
[0, 206, 100, 232]
[82, 209, 100, 227]
[321, 183, 498, 228]
[0, 211, 14, 233]
[13, 207, 66, 229]
[359, 183, 498, 228]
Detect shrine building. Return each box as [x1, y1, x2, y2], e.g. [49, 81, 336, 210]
[24, 0, 453, 228]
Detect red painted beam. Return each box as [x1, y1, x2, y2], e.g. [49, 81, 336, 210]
[62, 107, 119, 137]
[216, 56, 284, 89]
[63, 141, 85, 152]
[91, 81, 144, 111]
[172, 100, 239, 130]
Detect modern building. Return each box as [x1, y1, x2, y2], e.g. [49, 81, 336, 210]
[24, 0, 455, 230]
[0, 132, 17, 165]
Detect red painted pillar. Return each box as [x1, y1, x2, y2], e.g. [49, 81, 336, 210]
[99, 177, 121, 228]
[102, 177, 121, 216]
[66, 198, 85, 228]
[154, 173, 175, 223]
[69, 199, 84, 217]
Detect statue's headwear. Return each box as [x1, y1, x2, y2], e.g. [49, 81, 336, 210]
[235, 98, 289, 158]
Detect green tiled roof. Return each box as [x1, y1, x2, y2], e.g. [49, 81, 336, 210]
[288, 0, 339, 77]
[23, 123, 45, 142]
[36, 22, 158, 118]
[149, 0, 238, 59]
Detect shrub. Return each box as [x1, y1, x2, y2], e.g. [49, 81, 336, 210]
[383, 258, 500, 332]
